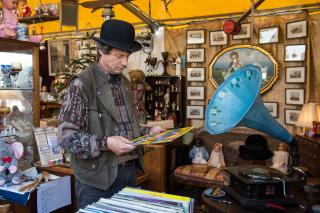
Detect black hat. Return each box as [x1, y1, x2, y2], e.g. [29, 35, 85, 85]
[239, 134, 273, 160]
[91, 19, 142, 53]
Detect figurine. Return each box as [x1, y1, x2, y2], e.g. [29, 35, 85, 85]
[40, 85, 49, 101]
[173, 52, 182, 76]
[164, 88, 170, 108]
[208, 143, 225, 168]
[0, 139, 24, 186]
[19, 0, 31, 17]
[0, 0, 18, 38]
[189, 138, 209, 164]
[272, 143, 290, 174]
[154, 108, 162, 121]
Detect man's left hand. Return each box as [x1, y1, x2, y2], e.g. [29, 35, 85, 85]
[150, 126, 166, 134]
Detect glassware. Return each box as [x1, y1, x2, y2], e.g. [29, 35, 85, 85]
[10, 62, 22, 88]
[1, 65, 12, 88]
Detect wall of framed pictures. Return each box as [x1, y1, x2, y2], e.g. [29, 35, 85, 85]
[163, 10, 320, 131]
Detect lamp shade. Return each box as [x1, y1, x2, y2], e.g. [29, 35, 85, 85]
[296, 103, 319, 128]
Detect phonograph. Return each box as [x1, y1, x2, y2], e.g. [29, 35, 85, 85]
[205, 65, 303, 208]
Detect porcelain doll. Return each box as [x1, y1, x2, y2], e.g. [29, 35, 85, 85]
[208, 143, 226, 168]
[189, 138, 209, 164]
[19, 0, 31, 17]
[272, 143, 290, 174]
[0, 0, 18, 38]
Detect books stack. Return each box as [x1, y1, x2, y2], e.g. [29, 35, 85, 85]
[79, 187, 194, 213]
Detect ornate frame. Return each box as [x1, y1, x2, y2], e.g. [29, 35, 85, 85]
[209, 45, 279, 94]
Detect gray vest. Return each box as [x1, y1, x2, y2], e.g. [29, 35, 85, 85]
[70, 63, 143, 190]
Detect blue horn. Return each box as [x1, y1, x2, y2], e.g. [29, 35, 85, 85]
[205, 64, 293, 143]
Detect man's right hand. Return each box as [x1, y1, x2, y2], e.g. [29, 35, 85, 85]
[106, 136, 136, 155]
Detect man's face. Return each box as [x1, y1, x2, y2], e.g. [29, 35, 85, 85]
[99, 48, 130, 75]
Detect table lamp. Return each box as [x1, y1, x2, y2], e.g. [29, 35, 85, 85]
[295, 103, 319, 136]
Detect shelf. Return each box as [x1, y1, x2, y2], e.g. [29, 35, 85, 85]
[18, 15, 59, 24]
[0, 88, 32, 90]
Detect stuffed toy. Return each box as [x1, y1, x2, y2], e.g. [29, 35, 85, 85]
[0, 0, 18, 38]
[189, 138, 209, 164]
[0, 139, 24, 186]
[19, 0, 31, 17]
[272, 143, 290, 174]
[208, 143, 226, 168]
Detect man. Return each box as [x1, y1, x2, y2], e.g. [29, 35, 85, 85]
[57, 19, 164, 209]
[225, 51, 243, 79]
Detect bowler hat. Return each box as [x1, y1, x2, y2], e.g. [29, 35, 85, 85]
[91, 19, 142, 53]
[239, 134, 273, 160]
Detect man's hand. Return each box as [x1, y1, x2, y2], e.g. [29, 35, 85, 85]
[150, 126, 166, 134]
[107, 136, 136, 155]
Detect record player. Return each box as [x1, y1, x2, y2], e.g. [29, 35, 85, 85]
[223, 165, 298, 208]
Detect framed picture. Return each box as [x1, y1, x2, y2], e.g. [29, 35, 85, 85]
[186, 105, 204, 119]
[209, 31, 227, 46]
[233, 23, 251, 40]
[186, 48, 205, 63]
[263, 102, 278, 118]
[209, 45, 279, 94]
[187, 67, 205, 81]
[285, 88, 305, 105]
[284, 44, 306, 62]
[286, 20, 307, 39]
[48, 39, 72, 76]
[259, 27, 279, 44]
[186, 29, 205, 44]
[285, 66, 306, 83]
[187, 86, 205, 100]
[284, 109, 301, 125]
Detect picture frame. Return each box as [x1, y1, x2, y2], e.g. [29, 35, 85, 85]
[285, 66, 306, 83]
[259, 27, 279, 44]
[186, 29, 205, 44]
[285, 88, 305, 105]
[187, 67, 205, 81]
[186, 105, 204, 119]
[186, 48, 205, 63]
[284, 44, 306, 62]
[284, 109, 301, 125]
[187, 86, 205, 100]
[286, 20, 308, 39]
[48, 38, 72, 76]
[263, 102, 278, 118]
[233, 23, 251, 40]
[209, 30, 227, 46]
[209, 45, 279, 94]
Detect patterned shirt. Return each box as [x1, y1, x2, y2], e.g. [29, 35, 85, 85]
[57, 65, 141, 162]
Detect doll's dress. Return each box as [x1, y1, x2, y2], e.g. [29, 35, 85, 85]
[0, 8, 18, 38]
[208, 150, 225, 168]
[272, 150, 289, 174]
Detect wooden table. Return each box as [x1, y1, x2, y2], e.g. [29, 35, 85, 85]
[202, 187, 315, 213]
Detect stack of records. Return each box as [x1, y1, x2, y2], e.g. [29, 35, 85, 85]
[79, 187, 194, 213]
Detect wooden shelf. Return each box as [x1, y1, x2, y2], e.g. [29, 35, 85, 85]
[18, 15, 59, 24]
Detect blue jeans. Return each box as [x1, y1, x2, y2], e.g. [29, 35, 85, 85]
[75, 164, 137, 210]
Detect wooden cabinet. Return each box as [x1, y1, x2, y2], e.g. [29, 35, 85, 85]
[0, 38, 40, 162]
[296, 134, 320, 177]
[144, 76, 185, 127]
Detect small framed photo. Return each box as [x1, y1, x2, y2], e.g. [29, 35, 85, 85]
[187, 67, 205, 81]
[186, 29, 205, 44]
[285, 88, 305, 105]
[187, 86, 205, 100]
[186, 48, 205, 63]
[187, 105, 204, 119]
[263, 102, 278, 118]
[284, 109, 301, 125]
[284, 44, 306, 62]
[259, 27, 279, 44]
[286, 20, 307, 39]
[285, 66, 306, 83]
[209, 31, 227, 46]
[233, 23, 251, 40]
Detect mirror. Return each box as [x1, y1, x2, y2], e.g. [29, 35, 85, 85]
[209, 45, 279, 94]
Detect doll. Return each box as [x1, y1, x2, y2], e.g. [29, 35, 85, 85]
[189, 138, 209, 164]
[0, 0, 18, 38]
[19, 0, 31, 17]
[208, 143, 226, 168]
[272, 143, 290, 174]
[0, 139, 24, 186]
